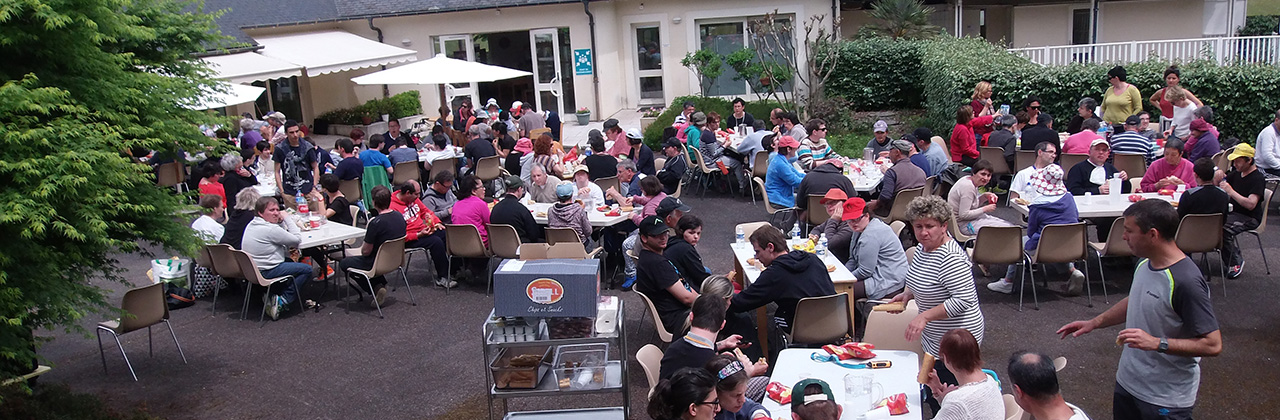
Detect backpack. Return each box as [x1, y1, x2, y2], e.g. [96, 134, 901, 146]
[935, 163, 971, 198]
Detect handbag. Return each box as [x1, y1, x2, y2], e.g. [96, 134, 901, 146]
[162, 282, 196, 310]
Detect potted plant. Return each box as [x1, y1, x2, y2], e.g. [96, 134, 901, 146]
[639, 107, 663, 131]
[575, 107, 591, 125]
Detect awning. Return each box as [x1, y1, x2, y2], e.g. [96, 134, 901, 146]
[201, 52, 302, 84]
[351, 53, 532, 86]
[252, 30, 418, 76]
[186, 83, 266, 110]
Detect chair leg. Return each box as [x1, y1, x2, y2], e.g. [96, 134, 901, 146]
[147, 326, 153, 357]
[1217, 251, 1227, 298]
[162, 319, 188, 364]
[96, 329, 109, 375]
[1257, 233, 1271, 275]
[210, 280, 219, 315]
[1082, 259, 1093, 308]
[366, 277, 384, 319]
[1094, 251, 1110, 304]
[111, 333, 138, 381]
[401, 267, 417, 306]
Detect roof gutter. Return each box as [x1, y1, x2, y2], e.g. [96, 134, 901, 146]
[583, 0, 600, 121]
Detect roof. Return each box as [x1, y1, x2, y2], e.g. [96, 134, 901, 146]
[335, 0, 582, 18]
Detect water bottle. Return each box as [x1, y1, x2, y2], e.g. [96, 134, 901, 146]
[735, 226, 745, 244]
[817, 234, 829, 258]
[296, 195, 308, 213]
[790, 224, 800, 241]
[1108, 174, 1122, 203]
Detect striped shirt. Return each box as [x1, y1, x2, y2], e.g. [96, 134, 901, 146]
[1109, 131, 1159, 164]
[906, 239, 985, 357]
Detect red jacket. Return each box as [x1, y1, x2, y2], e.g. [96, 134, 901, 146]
[950, 115, 994, 162]
[390, 195, 442, 241]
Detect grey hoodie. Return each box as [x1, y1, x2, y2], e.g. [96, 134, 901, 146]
[548, 202, 591, 244]
[241, 216, 301, 270]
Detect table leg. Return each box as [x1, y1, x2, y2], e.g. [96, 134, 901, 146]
[755, 307, 769, 357]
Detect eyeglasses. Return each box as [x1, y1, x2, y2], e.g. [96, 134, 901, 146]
[695, 401, 721, 407]
[816, 127, 827, 131]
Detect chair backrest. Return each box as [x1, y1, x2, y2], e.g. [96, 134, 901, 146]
[205, 244, 242, 279]
[231, 249, 277, 287]
[518, 243, 549, 260]
[1211, 151, 1227, 173]
[863, 300, 923, 355]
[339, 178, 362, 203]
[155, 162, 186, 188]
[528, 127, 552, 139]
[1031, 222, 1087, 264]
[368, 236, 407, 277]
[444, 224, 490, 258]
[947, 216, 973, 244]
[1015, 150, 1036, 173]
[637, 344, 664, 398]
[1099, 217, 1132, 257]
[671, 180, 683, 198]
[971, 226, 1025, 265]
[654, 157, 666, 169]
[980, 147, 1011, 175]
[690, 144, 712, 173]
[547, 242, 589, 259]
[752, 151, 769, 178]
[475, 155, 502, 181]
[545, 227, 583, 245]
[392, 161, 420, 185]
[487, 224, 522, 259]
[194, 244, 214, 271]
[1002, 394, 1025, 420]
[736, 222, 772, 240]
[635, 291, 674, 343]
[790, 293, 852, 345]
[1060, 153, 1088, 171]
[1256, 190, 1272, 233]
[807, 195, 830, 225]
[923, 175, 938, 196]
[905, 246, 917, 264]
[886, 186, 925, 223]
[931, 136, 950, 161]
[595, 176, 620, 196]
[1113, 153, 1147, 178]
[429, 157, 458, 183]
[889, 220, 907, 241]
[754, 177, 780, 214]
[118, 282, 168, 333]
[1174, 213, 1224, 253]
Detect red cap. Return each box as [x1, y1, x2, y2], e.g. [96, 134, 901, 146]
[1189, 119, 1211, 133]
[819, 188, 848, 204]
[841, 198, 867, 221]
[776, 135, 800, 149]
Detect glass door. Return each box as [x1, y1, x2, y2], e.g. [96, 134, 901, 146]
[437, 35, 477, 110]
[635, 25, 664, 106]
[529, 28, 564, 115]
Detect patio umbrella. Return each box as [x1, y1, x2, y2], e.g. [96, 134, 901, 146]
[350, 53, 532, 85]
[186, 83, 265, 110]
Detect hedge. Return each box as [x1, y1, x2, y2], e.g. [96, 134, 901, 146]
[642, 95, 782, 148]
[316, 90, 423, 125]
[827, 37, 1280, 145]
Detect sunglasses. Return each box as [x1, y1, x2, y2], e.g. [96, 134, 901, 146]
[1029, 106, 1041, 110]
[816, 127, 827, 131]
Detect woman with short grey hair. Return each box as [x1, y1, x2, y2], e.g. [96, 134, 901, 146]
[1067, 97, 1099, 134]
[220, 187, 262, 249]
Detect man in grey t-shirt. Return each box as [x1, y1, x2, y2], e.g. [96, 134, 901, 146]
[1057, 200, 1221, 420]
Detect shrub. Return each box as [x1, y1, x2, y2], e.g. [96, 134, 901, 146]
[317, 91, 423, 124]
[641, 96, 782, 148]
[826, 37, 924, 111]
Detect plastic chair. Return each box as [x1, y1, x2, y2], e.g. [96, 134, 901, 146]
[637, 344, 664, 398]
[806, 194, 831, 228]
[654, 157, 666, 170]
[545, 227, 585, 246]
[475, 155, 503, 183]
[863, 300, 922, 356]
[1060, 153, 1088, 171]
[231, 250, 304, 325]
[1015, 150, 1036, 173]
[1113, 153, 1147, 178]
[392, 161, 420, 185]
[96, 282, 187, 381]
[1002, 394, 1025, 420]
[980, 147, 1012, 177]
[736, 222, 773, 240]
[204, 244, 243, 315]
[444, 224, 493, 294]
[343, 236, 414, 318]
[671, 179, 684, 198]
[948, 216, 974, 247]
[1174, 213, 1227, 296]
[789, 293, 853, 347]
[1089, 217, 1131, 299]
[753, 176, 796, 228]
[688, 144, 719, 197]
[518, 243, 549, 260]
[429, 157, 458, 184]
[923, 175, 938, 197]
[968, 226, 1026, 280]
[1211, 151, 1228, 173]
[890, 220, 907, 244]
[339, 178, 362, 206]
[1024, 222, 1095, 311]
[595, 176, 620, 197]
[546, 242, 602, 259]
[528, 127, 552, 139]
[1241, 190, 1272, 275]
[880, 186, 925, 225]
[931, 136, 950, 161]
[635, 290, 674, 344]
[154, 162, 188, 193]
[487, 224, 522, 260]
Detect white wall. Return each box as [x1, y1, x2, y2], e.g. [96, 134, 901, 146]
[1011, 0, 1210, 48]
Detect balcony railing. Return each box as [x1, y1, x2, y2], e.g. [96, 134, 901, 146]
[1009, 35, 1280, 66]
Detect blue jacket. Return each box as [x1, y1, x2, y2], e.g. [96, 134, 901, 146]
[766, 153, 804, 208]
[1026, 194, 1078, 251]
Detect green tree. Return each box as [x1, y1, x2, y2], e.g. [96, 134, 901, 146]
[681, 49, 724, 96]
[0, 0, 226, 380]
[866, 0, 943, 40]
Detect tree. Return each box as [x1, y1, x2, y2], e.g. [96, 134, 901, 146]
[866, 0, 943, 40]
[0, 0, 226, 381]
[681, 49, 724, 96]
[748, 11, 840, 119]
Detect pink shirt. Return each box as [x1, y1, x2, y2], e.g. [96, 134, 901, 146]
[606, 131, 631, 157]
[630, 192, 667, 225]
[1062, 131, 1102, 155]
[1139, 157, 1197, 192]
[450, 196, 492, 245]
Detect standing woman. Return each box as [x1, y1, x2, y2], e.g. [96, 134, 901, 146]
[970, 82, 996, 141]
[1100, 66, 1143, 126]
[1149, 65, 1204, 132]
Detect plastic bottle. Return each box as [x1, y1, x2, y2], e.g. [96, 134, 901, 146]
[736, 226, 745, 243]
[790, 224, 800, 241]
[817, 234, 829, 258]
[296, 195, 308, 213]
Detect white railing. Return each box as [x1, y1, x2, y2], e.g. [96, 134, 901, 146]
[1009, 35, 1280, 66]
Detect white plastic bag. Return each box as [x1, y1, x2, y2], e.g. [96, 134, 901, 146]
[149, 258, 189, 287]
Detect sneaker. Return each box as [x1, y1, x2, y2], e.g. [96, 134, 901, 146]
[620, 275, 637, 291]
[1228, 262, 1244, 279]
[986, 280, 1013, 294]
[435, 278, 458, 289]
[324, 266, 335, 278]
[371, 286, 388, 308]
[264, 294, 280, 320]
[1065, 270, 1085, 296]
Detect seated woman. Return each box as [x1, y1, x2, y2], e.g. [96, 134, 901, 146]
[705, 353, 771, 419]
[947, 160, 1015, 236]
[220, 187, 261, 249]
[648, 367, 720, 420]
[192, 194, 226, 243]
[925, 329, 1003, 420]
[1140, 138, 1197, 193]
[765, 136, 805, 209]
[451, 174, 492, 246]
[665, 215, 710, 290]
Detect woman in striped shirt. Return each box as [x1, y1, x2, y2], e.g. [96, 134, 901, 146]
[885, 195, 986, 410]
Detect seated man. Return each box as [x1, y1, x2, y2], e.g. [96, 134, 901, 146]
[331, 138, 364, 181]
[635, 216, 699, 335]
[421, 170, 458, 223]
[387, 138, 419, 165]
[842, 197, 908, 302]
[1219, 144, 1267, 278]
[549, 183, 593, 249]
[797, 118, 841, 171]
[1110, 115, 1159, 164]
[869, 140, 927, 217]
[390, 180, 454, 289]
[1065, 138, 1130, 239]
[570, 167, 605, 209]
[339, 185, 405, 307]
[241, 197, 311, 320]
[1177, 158, 1229, 220]
[490, 176, 543, 243]
[527, 165, 560, 204]
[729, 225, 835, 334]
[358, 137, 394, 175]
[807, 189, 855, 263]
[656, 137, 688, 195]
[1140, 138, 1196, 193]
[1011, 142, 1058, 203]
[605, 160, 644, 204]
[1008, 351, 1093, 420]
[658, 294, 764, 380]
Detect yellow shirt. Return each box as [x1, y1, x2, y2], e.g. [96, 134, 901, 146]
[1101, 84, 1143, 125]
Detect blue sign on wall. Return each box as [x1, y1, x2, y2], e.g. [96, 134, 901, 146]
[573, 49, 593, 76]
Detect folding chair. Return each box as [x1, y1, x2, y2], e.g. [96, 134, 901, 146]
[1174, 213, 1227, 296]
[343, 236, 415, 318]
[96, 282, 187, 381]
[879, 186, 925, 225]
[444, 224, 492, 294]
[1015, 150, 1036, 173]
[1089, 217, 1130, 301]
[1060, 153, 1088, 171]
[753, 176, 796, 228]
[1113, 153, 1147, 178]
[231, 250, 304, 325]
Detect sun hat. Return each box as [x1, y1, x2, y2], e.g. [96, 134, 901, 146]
[485, 98, 499, 108]
[873, 120, 888, 133]
[819, 188, 848, 204]
[555, 183, 575, 199]
[1228, 143, 1256, 161]
[266, 111, 286, 121]
[514, 137, 533, 154]
[840, 197, 868, 221]
[1031, 164, 1067, 197]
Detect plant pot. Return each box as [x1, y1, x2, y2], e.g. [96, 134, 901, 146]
[640, 116, 656, 131]
[576, 112, 591, 125]
[360, 115, 374, 125]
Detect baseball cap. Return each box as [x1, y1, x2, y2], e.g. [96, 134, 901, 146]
[555, 183, 575, 199]
[819, 188, 848, 204]
[655, 196, 691, 218]
[602, 118, 620, 131]
[1089, 138, 1109, 149]
[511, 100, 523, 111]
[639, 215, 668, 236]
[890, 139, 913, 153]
[790, 379, 836, 412]
[775, 135, 800, 149]
[1189, 119, 1211, 133]
[662, 137, 683, 150]
[474, 110, 490, 120]
[841, 197, 868, 221]
[690, 112, 707, 125]
[901, 133, 919, 144]
[873, 120, 888, 133]
[1228, 143, 1256, 161]
[626, 128, 644, 140]
[1124, 115, 1142, 126]
[573, 166, 590, 176]
[588, 129, 605, 142]
[503, 175, 524, 190]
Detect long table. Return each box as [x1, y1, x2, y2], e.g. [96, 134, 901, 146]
[1011, 192, 1174, 218]
[762, 349, 923, 420]
[297, 220, 366, 249]
[526, 202, 630, 227]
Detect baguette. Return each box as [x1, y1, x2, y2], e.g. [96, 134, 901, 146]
[872, 302, 906, 312]
[918, 354, 936, 384]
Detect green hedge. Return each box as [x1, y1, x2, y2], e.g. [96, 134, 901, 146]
[826, 38, 923, 111]
[641, 95, 782, 148]
[316, 91, 423, 125]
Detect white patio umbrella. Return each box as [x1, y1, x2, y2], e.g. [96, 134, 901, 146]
[186, 83, 265, 110]
[350, 53, 532, 85]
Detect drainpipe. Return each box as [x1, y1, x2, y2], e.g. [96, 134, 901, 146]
[583, 0, 600, 120]
[832, 0, 839, 38]
[368, 17, 390, 98]
[955, 0, 963, 37]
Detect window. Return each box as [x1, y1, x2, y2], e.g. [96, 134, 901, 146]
[698, 15, 794, 97]
[1071, 9, 1091, 45]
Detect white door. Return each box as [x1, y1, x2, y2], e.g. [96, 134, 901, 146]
[634, 25, 664, 106]
[437, 35, 477, 109]
[529, 28, 564, 115]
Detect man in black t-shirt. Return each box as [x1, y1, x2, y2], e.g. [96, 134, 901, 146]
[339, 186, 406, 304]
[273, 120, 319, 207]
[1177, 158, 1229, 220]
[635, 216, 698, 336]
[490, 176, 542, 243]
[1218, 144, 1267, 278]
[492, 121, 517, 159]
[463, 122, 497, 173]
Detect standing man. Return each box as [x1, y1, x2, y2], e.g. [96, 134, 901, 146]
[726, 98, 755, 130]
[1254, 108, 1280, 177]
[602, 119, 630, 157]
[1057, 199, 1221, 420]
[490, 176, 542, 243]
[515, 102, 546, 137]
[339, 185, 404, 307]
[379, 119, 414, 154]
[867, 120, 892, 157]
[1007, 351, 1093, 420]
[1218, 144, 1267, 278]
[274, 120, 320, 208]
[868, 140, 926, 217]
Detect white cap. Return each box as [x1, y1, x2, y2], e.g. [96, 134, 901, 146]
[873, 120, 888, 132]
[626, 128, 643, 139]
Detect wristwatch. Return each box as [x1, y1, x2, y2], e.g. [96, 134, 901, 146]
[1157, 338, 1169, 353]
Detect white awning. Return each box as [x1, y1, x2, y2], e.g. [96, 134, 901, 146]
[201, 52, 302, 84]
[351, 53, 532, 86]
[252, 30, 418, 76]
[186, 83, 266, 110]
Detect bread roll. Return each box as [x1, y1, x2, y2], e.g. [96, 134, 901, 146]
[918, 353, 936, 384]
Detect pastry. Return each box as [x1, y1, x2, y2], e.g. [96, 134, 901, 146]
[872, 302, 905, 312]
[826, 264, 837, 272]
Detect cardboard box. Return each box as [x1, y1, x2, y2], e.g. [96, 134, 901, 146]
[494, 259, 600, 318]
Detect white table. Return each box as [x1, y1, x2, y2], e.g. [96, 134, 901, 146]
[253, 185, 278, 197]
[526, 202, 630, 227]
[762, 349, 923, 420]
[297, 220, 366, 249]
[1012, 192, 1173, 218]
[418, 146, 464, 163]
[848, 173, 884, 193]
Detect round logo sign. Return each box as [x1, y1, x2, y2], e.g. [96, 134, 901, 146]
[526, 278, 564, 304]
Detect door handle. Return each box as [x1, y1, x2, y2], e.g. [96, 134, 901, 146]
[549, 75, 561, 97]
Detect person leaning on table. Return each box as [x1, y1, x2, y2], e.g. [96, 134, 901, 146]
[807, 188, 855, 263]
[729, 225, 834, 335]
[1058, 199, 1221, 420]
[882, 195, 984, 411]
